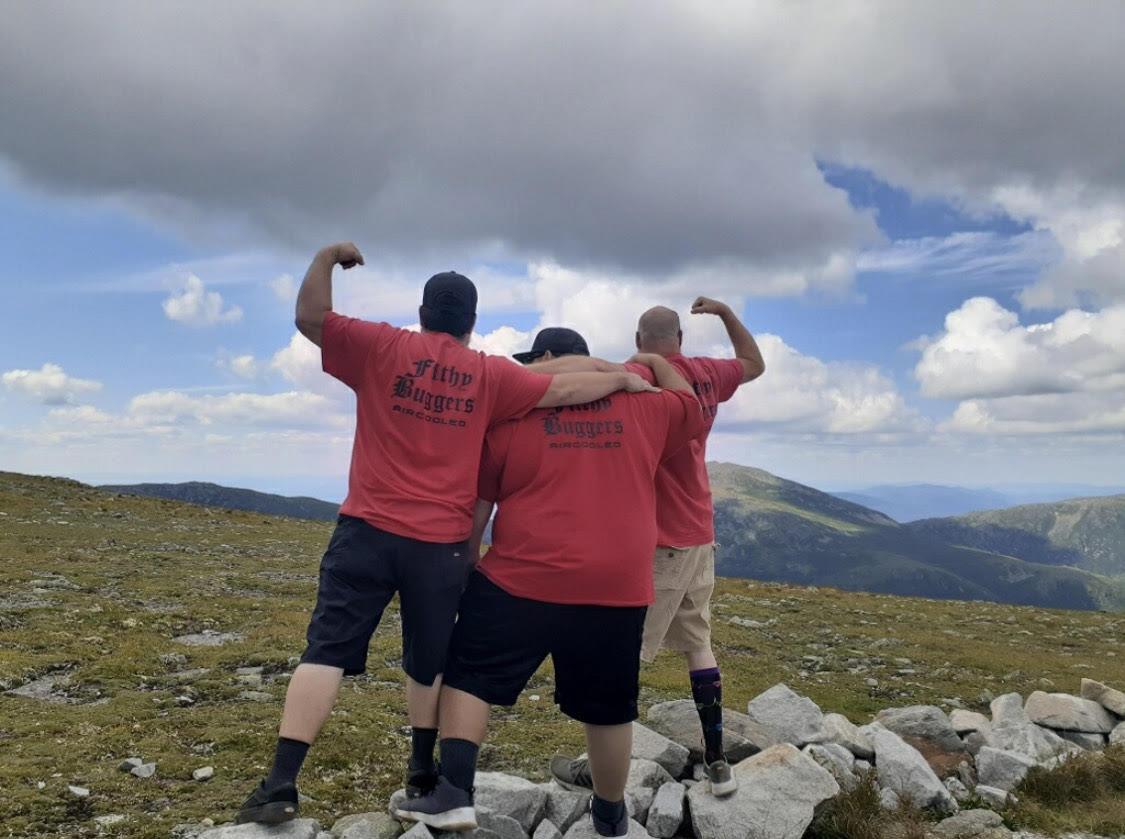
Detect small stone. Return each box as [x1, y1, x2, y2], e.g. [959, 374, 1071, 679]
[929, 809, 1005, 839]
[1111, 721, 1125, 746]
[239, 690, 274, 702]
[1058, 730, 1106, 751]
[745, 683, 825, 746]
[533, 820, 563, 839]
[950, 710, 991, 735]
[1080, 678, 1125, 717]
[331, 811, 401, 839]
[130, 763, 157, 779]
[94, 814, 127, 826]
[645, 780, 684, 838]
[117, 757, 143, 772]
[944, 776, 971, 803]
[974, 785, 1009, 808]
[192, 766, 214, 781]
[68, 785, 90, 798]
[989, 693, 1028, 726]
[880, 788, 900, 810]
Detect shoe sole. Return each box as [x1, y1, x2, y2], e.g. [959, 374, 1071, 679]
[394, 805, 477, 831]
[710, 776, 738, 797]
[235, 800, 298, 824]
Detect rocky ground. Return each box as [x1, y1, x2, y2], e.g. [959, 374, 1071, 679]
[2, 471, 1125, 838]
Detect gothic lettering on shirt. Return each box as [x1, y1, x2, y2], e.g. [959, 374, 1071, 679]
[389, 358, 476, 425]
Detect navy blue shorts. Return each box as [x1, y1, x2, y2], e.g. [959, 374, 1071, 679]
[443, 572, 647, 726]
[300, 515, 473, 685]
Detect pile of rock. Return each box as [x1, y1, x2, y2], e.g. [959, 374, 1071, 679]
[193, 678, 1125, 839]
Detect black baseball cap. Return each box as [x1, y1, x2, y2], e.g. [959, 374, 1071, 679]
[513, 327, 590, 364]
[420, 271, 477, 336]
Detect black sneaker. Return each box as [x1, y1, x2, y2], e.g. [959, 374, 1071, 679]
[590, 797, 629, 837]
[235, 780, 298, 824]
[549, 755, 594, 792]
[405, 765, 439, 798]
[394, 775, 477, 831]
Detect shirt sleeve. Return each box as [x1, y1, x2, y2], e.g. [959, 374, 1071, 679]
[656, 389, 708, 461]
[624, 361, 656, 385]
[320, 312, 395, 390]
[485, 355, 553, 423]
[703, 357, 746, 403]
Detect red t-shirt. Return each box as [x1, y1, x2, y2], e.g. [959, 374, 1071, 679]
[321, 312, 551, 542]
[630, 355, 744, 546]
[476, 389, 705, 606]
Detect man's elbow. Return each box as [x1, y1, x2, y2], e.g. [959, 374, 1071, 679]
[295, 313, 324, 347]
[741, 358, 765, 383]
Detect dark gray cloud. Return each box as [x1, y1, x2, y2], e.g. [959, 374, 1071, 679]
[1, 1, 1122, 284]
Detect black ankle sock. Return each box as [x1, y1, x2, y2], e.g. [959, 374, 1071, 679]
[264, 737, 310, 789]
[592, 794, 626, 823]
[690, 666, 724, 764]
[409, 727, 438, 772]
[438, 738, 479, 793]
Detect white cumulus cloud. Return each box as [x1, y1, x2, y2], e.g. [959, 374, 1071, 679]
[163, 274, 243, 326]
[2, 363, 103, 405]
[915, 298, 1125, 400]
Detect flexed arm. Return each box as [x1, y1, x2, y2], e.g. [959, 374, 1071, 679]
[691, 297, 765, 383]
[295, 242, 365, 347]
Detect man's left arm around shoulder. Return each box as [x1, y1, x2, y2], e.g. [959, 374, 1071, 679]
[691, 296, 765, 383]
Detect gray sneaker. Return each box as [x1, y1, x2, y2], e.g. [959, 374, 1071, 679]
[706, 759, 738, 796]
[550, 755, 594, 792]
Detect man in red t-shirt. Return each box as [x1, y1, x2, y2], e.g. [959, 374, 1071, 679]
[633, 299, 764, 795]
[236, 246, 657, 826]
[539, 300, 765, 798]
[395, 329, 705, 836]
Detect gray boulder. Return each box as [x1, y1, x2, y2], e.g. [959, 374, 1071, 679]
[646, 699, 775, 763]
[820, 713, 875, 760]
[1080, 678, 1125, 717]
[532, 821, 562, 839]
[875, 706, 965, 754]
[990, 694, 1028, 726]
[803, 742, 857, 791]
[929, 809, 1009, 839]
[624, 758, 672, 823]
[1058, 730, 1106, 751]
[985, 721, 1079, 764]
[474, 773, 548, 833]
[686, 743, 839, 839]
[871, 726, 957, 812]
[1024, 691, 1115, 733]
[950, 710, 991, 736]
[631, 721, 690, 778]
[645, 781, 685, 839]
[400, 825, 434, 839]
[1111, 721, 1125, 746]
[562, 816, 648, 838]
[198, 820, 323, 839]
[541, 782, 590, 834]
[477, 807, 529, 839]
[976, 746, 1035, 792]
[330, 812, 402, 839]
[745, 684, 825, 747]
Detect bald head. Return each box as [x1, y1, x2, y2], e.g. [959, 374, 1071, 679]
[636, 306, 682, 354]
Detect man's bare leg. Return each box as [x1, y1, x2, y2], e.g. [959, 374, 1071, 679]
[278, 663, 344, 742]
[685, 649, 717, 671]
[584, 723, 632, 801]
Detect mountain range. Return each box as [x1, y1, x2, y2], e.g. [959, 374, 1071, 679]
[101, 466, 1125, 612]
[830, 482, 1125, 522]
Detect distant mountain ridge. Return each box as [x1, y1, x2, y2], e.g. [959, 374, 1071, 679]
[831, 482, 1125, 523]
[707, 463, 1124, 612]
[98, 482, 339, 521]
[906, 495, 1125, 578]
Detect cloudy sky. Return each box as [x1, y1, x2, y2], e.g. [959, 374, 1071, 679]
[2, 1, 1123, 501]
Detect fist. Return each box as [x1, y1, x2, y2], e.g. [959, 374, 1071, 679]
[623, 372, 660, 394]
[330, 242, 365, 269]
[691, 296, 728, 316]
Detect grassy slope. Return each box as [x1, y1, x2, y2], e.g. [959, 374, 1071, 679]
[2, 471, 1125, 838]
[708, 463, 1125, 611]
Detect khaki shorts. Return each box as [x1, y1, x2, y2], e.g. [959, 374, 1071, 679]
[640, 543, 716, 662]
